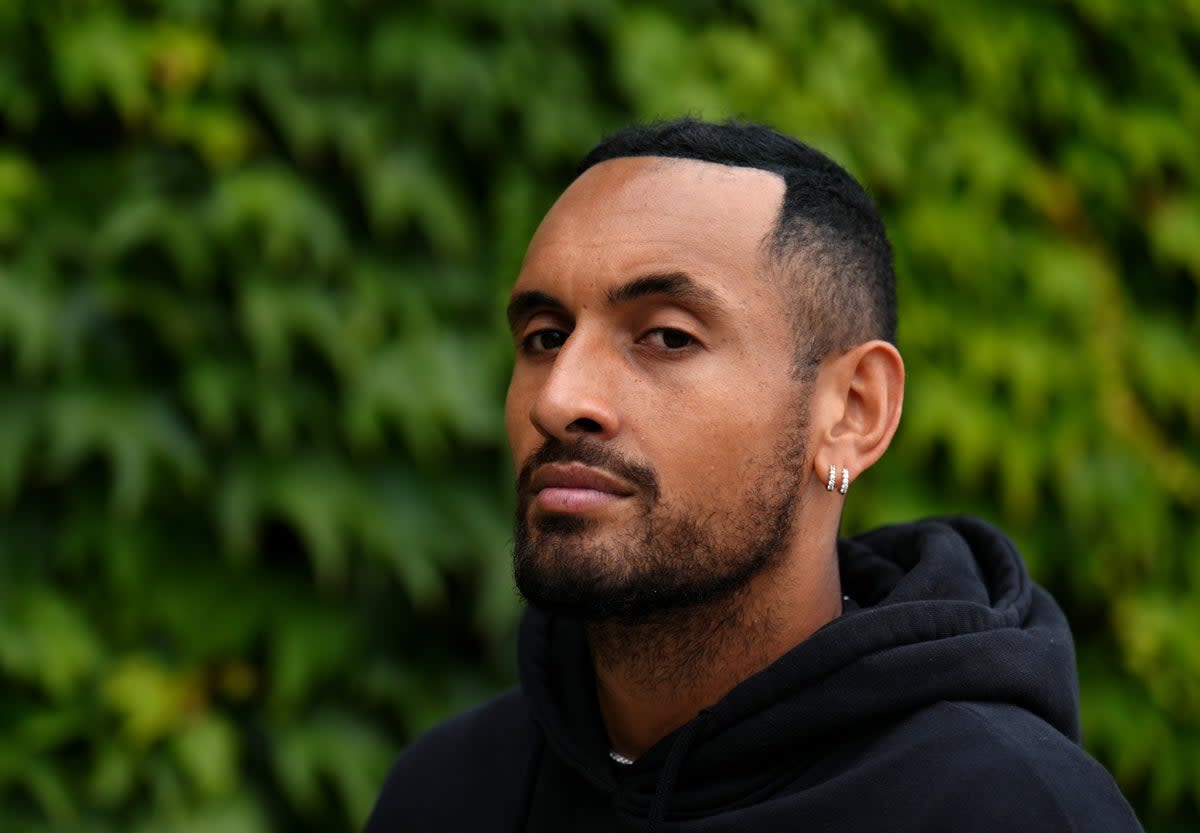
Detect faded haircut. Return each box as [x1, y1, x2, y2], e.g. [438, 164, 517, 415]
[577, 118, 897, 371]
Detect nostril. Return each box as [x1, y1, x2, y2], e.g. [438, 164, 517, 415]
[568, 417, 604, 434]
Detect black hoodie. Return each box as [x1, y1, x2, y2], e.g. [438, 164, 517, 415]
[365, 516, 1143, 832]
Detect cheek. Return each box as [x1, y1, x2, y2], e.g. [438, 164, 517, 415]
[647, 412, 747, 491]
[657, 396, 797, 482]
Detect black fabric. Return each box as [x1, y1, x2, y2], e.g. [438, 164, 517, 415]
[364, 516, 1144, 832]
[362, 688, 541, 833]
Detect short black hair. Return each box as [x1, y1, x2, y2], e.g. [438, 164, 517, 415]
[577, 118, 896, 368]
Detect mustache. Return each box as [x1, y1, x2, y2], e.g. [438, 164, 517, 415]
[516, 438, 659, 499]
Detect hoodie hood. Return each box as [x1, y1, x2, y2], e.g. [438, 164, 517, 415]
[517, 516, 1080, 823]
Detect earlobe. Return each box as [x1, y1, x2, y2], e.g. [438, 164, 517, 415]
[813, 340, 905, 487]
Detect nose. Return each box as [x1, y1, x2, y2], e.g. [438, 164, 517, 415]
[528, 332, 620, 443]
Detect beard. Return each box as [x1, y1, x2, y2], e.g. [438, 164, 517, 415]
[512, 420, 810, 624]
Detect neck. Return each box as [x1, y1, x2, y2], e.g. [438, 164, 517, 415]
[587, 552, 842, 760]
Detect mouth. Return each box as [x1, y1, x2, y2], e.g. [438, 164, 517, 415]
[529, 462, 636, 514]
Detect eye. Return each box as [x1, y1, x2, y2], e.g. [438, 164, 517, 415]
[642, 328, 696, 350]
[522, 328, 568, 353]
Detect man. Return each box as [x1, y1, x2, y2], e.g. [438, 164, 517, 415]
[365, 119, 1143, 832]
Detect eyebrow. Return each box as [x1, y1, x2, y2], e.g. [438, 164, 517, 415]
[506, 290, 565, 332]
[506, 271, 725, 333]
[605, 272, 722, 313]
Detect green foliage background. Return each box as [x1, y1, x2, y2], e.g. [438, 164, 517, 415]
[0, 1, 1197, 830]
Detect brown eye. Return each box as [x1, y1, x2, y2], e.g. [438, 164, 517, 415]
[523, 329, 568, 352]
[646, 328, 695, 350]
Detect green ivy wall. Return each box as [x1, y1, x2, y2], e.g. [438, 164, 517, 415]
[0, 1, 1196, 831]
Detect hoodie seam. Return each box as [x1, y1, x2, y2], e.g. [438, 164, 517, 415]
[941, 701, 1080, 832]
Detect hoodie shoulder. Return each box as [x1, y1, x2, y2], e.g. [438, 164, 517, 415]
[362, 687, 540, 833]
[883, 701, 1143, 833]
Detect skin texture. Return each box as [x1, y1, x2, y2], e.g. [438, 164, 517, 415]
[505, 156, 905, 758]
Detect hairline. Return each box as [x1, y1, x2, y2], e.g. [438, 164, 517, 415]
[576, 152, 832, 375]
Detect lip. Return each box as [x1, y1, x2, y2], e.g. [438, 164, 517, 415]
[529, 462, 635, 514]
[530, 463, 635, 495]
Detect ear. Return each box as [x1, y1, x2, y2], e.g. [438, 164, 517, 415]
[810, 340, 904, 493]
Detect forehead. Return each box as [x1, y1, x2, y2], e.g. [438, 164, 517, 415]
[515, 157, 786, 297]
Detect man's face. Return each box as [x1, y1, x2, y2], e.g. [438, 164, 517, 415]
[505, 157, 814, 621]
